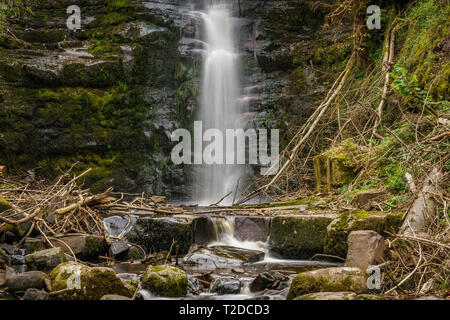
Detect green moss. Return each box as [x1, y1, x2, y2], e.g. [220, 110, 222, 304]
[314, 139, 359, 192]
[324, 210, 403, 257]
[269, 215, 334, 259]
[0, 247, 7, 260]
[0, 195, 11, 212]
[141, 265, 188, 297]
[50, 262, 134, 300]
[395, 0, 449, 99]
[287, 274, 361, 300]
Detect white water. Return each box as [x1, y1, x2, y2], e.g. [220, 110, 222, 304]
[195, 4, 246, 206]
[208, 216, 274, 260]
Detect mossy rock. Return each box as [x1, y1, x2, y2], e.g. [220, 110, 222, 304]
[17, 30, 66, 43]
[313, 139, 359, 192]
[49, 235, 109, 260]
[269, 215, 335, 259]
[60, 61, 123, 87]
[287, 267, 367, 300]
[141, 265, 188, 297]
[324, 210, 403, 258]
[126, 217, 194, 255]
[0, 196, 12, 213]
[50, 261, 134, 300]
[25, 247, 67, 271]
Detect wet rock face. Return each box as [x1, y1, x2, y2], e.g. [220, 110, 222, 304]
[250, 271, 289, 292]
[193, 217, 217, 246]
[269, 215, 335, 259]
[210, 277, 241, 295]
[126, 215, 195, 254]
[183, 245, 265, 269]
[234, 217, 270, 242]
[141, 265, 188, 297]
[286, 267, 368, 300]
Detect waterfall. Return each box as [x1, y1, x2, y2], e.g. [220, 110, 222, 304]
[195, 3, 246, 206]
[209, 216, 267, 253]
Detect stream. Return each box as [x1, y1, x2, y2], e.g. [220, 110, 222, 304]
[104, 214, 340, 300]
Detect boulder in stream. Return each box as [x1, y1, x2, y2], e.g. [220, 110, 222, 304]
[49, 261, 135, 300]
[25, 247, 67, 271]
[209, 277, 241, 294]
[287, 267, 367, 300]
[250, 271, 289, 292]
[183, 246, 265, 269]
[127, 215, 195, 254]
[5, 270, 49, 292]
[22, 288, 49, 300]
[48, 235, 109, 260]
[141, 265, 188, 297]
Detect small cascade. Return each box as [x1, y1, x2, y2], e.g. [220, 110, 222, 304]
[208, 216, 267, 254]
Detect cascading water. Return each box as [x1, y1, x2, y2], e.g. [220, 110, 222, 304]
[195, 3, 246, 205]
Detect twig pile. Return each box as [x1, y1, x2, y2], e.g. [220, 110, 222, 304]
[0, 167, 183, 247]
[381, 194, 449, 297]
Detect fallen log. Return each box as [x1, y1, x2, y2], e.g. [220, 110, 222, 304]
[399, 168, 444, 235]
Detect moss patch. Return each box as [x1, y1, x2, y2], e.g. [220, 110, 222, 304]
[141, 265, 188, 297]
[324, 210, 403, 258]
[269, 215, 334, 259]
[287, 267, 367, 300]
[50, 261, 134, 300]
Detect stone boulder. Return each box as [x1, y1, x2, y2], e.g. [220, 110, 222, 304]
[325, 210, 402, 258]
[5, 270, 49, 292]
[287, 267, 367, 300]
[25, 247, 67, 271]
[24, 238, 46, 254]
[141, 265, 188, 297]
[127, 215, 195, 254]
[345, 230, 385, 270]
[48, 235, 109, 260]
[210, 277, 241, 295]
[234, 217, 270, 242]
[354, 189, 387, 210]
[250, 271, 289, 292]
[269, 215, 335, 259]
[50, 261, 135, 300]
[22, 288, 49, 300]
[183, 246, 265, 269]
